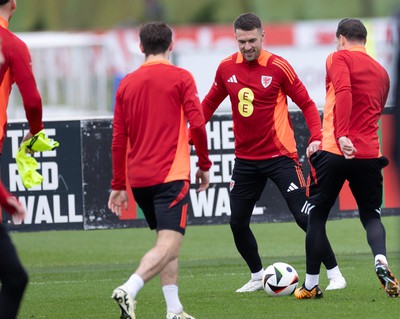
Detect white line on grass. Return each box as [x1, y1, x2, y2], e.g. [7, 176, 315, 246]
[29, 272, 249, 285]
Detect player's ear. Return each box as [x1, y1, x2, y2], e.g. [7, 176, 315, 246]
[168, 41, 174, 52]
[340, 35, 346, 48]
[139, 43, 145, 54]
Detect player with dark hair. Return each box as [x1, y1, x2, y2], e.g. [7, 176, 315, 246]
[295, 18, 399, 299]
[109, 21, 211, 319]
[202, 12, 345, 293]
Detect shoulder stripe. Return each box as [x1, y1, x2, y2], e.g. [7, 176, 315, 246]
[221, 56, 233, 63]
[272, 59, 295, 84]
[326, 52, 334, 70]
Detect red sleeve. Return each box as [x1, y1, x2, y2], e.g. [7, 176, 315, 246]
[181, 71, 212, 171]
[11, 38, 43, 135]
[328, 52, 352, 139]
[0, 183, 17, 215]
[110, 88, 128, 190]
[299, 98, 322, 143]
[201, 64, 228, 123]
[278, 58, 322, 142]
[190, 126, 212, 171]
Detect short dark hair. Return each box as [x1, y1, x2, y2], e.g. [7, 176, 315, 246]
[233, 13, 262, 32]
[336, 18, 367, 43]
[139, 22, 172, 56]
[0, 0, 10, 5]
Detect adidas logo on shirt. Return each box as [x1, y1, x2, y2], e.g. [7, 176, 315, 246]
[227, 75, 238, 83]
[286, 182, 299, 192]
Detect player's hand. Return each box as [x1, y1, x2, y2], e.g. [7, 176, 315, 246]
[338, 136, 357, 159]
[195, 169, 209, 192]
[21, 132, 35, 154]
[7, 196, 26, 225]
[108, 190, 128, 217]
[306, 141, 321, 158]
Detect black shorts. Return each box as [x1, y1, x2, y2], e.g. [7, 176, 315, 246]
[308, 151, 386, 211]
[230, 156, 306, 201]
[132, 180, 189, 235]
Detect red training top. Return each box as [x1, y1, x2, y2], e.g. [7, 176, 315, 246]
[202, 49, 322, 161]
[0, 17, 12, 153]
[321, 46, 389, 158]
[0, 18, 43, 152]
[111, 60, 211, 189]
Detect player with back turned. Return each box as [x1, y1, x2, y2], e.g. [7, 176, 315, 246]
[295, 18, 399, 299]
[108, 22, 211, 319]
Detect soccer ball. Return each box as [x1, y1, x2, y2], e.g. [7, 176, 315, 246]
[262, 262, 299, 296]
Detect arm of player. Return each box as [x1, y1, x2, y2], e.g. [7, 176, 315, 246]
[11, 38, 43, 136]
[201, 64, 229, 123]
[329, 53, 352, 140]
[306, 140, 321, 158]
[181, 70, 212, 188]
[195, 169, 210, 193]
[0, 183, 26, 224]
[110, 91, 128, 191]
[108, 190, 128, 217]
[338, 136, 357, 159]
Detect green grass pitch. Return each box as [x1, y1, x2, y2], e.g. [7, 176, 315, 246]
[11, 216, 400, 318]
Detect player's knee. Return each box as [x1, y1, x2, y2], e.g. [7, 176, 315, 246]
[309, 193, 335, 209]
[359, 207, 382, 228]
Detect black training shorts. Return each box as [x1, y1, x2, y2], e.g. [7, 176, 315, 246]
[230, 156, 306, 201]
[132, 180, 190, 235]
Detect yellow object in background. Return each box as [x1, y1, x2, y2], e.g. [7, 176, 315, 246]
[16, 130, 60, 189]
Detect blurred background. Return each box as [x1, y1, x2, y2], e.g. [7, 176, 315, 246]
[5, 0, 400, 119]
[8, 0, 399, 31]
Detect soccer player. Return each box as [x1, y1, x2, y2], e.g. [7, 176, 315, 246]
[108, 22, 211, 319]
[201, 12, 345, 293]
[295, 18, 399, 299]
[0, 35, 27, 319]
[0, 0, 44, 151]
[1, 0, 44, 317]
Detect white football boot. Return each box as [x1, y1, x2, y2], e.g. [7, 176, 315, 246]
[236, 279, 263, 292]
[111, 287, 136, 319]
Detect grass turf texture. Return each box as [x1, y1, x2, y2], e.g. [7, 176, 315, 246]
[11, 216, 400, 319]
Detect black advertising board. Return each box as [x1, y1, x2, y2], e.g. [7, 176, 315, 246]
[1, 120, 84, 231]
[1, 112, 398, 232]
[81, 118, 147, 230]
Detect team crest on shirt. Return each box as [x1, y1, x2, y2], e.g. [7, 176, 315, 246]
[261, 75, 272, 88]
